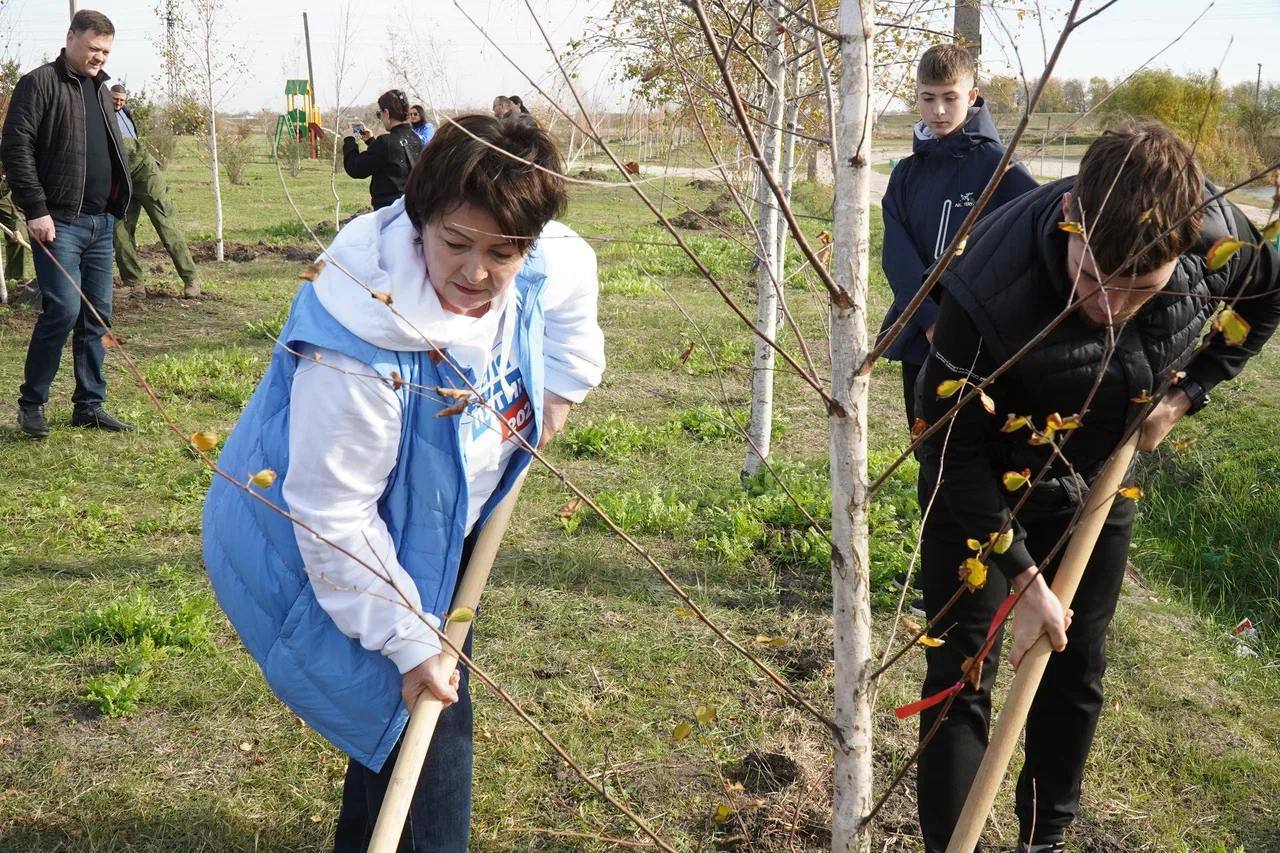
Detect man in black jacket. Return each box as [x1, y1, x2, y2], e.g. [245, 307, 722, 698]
[911, 122, 1280, 852]
[0, 9, 133, 438]
[342, 89, 422, 211]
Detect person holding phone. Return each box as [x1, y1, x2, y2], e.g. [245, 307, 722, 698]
[342, 89, 423, 211]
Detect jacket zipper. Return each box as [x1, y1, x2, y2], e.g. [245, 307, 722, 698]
[74, 75, 86, 218]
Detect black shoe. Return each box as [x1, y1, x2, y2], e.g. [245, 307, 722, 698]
[71, 406, 135, 432]
[892, 570, 925, 593]
[18, 404, 49, 439]
[907, 598, 926, 618]
[1014, 842, 1066, 853]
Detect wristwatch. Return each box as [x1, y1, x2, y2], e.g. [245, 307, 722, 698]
[1176, 377, 1210, 414]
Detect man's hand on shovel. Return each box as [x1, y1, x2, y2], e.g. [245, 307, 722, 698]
[401, 652, 461, 712]
[1008, 568, 1074, 670]
[1138, 388, 1192, 452]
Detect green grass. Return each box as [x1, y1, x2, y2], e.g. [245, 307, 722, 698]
[0, 135, 1277, 852]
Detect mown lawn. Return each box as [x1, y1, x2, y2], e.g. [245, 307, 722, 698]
[0, 136, 1277, 852]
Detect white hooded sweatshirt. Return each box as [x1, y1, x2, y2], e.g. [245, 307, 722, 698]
[281, 199, 604, 675]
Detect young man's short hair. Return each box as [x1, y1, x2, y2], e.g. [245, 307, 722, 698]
[70, 10, 115, 37]
[1072, 120, 1204, 276]
[404, 114, 566, 253]
[917, 44, 977, 87]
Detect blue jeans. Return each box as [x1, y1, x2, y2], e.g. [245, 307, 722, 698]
[20, 212, 115, 408]
[333, 629, 474, 853]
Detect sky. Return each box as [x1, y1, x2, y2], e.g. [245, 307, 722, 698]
[1, 0, 1276, 116]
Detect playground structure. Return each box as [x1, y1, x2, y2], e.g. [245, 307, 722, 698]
[273, 79, 324, 159]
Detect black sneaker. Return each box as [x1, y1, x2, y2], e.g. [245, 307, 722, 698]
[893, 570, 925, 592]
[18, 404, 49, 439]
[891, 573, 927, 617]
[1014, 842, 1066, 853]
[71, 406, 135, 432]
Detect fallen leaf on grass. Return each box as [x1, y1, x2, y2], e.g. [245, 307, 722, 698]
[557, 497, 584, 518]
[754, 634, 787, 648]
[712, 803, 734, 824]
[672, 722, 693, 741]
[694, 704, 717, 725]
[679, 340, 697, 364]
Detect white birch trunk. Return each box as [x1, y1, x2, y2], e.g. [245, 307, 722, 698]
[776, 56, 801, 275]
[207, 90, 224, 262]
[829, 0, 875, 850]
[743, 2, 787, 478]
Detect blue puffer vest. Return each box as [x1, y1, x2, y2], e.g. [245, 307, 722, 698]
[202, 255, 546, 772]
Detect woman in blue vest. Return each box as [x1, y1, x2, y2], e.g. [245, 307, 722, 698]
[203, 114, 605, 851]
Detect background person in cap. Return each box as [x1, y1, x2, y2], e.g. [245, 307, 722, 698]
[109, 84, 200, 298]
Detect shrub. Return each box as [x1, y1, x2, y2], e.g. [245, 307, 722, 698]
[219, 130, 253, 185]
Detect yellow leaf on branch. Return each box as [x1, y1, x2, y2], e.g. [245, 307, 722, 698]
[191, 431, 218, 452]
[936, 378, 966, 399]
[446, 606, 475, 624]
[1002, 468, 1031, 491]
[960, 557, 988, 591]
[249, 469, 277, 488]
[1001, 414, 1029, 433]
[1206, 237, 1247, 272]
[917, 635, 945, 648]
[1214, 308, 1250, 346]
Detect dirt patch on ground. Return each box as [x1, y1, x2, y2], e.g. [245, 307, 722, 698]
[152, 240, 319, 264]
[669, 191, 740, 231]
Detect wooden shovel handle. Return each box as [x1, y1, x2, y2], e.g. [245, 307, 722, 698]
[367, 471, 528, 853]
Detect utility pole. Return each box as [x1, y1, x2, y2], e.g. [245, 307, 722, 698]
[954, 0, 982, 57]
[69, 1, 77, 19]
[303, 12, 317, 109]
[164, 0, 180, 106]
[1257, 63, 1263, 107]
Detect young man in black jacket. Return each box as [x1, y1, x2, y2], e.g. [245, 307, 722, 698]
[343, 89, 423, 211]
[911, 122, 1280, 852]
[0, 9, 133, 438]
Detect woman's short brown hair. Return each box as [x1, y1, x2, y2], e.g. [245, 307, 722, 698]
[1072, 120, 1204, 276]
[404, 114, 566, 253]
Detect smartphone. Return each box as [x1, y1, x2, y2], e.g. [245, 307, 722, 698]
[351, 121, 366, 135]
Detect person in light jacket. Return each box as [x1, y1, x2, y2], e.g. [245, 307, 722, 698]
[203, 114, 605, 852]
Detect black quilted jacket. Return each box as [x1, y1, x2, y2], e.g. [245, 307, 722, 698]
[0, 51, 131, 221]
[916, 177, 1280, 577]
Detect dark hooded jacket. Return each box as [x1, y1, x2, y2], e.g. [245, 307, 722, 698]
[878, 97, 1038, 364]
[916, 177, 1280, 579]
[0, 51, 132, 221]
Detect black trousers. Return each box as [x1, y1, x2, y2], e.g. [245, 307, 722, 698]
[915, 497, 1135, 850]
[902, 361, 922, 428]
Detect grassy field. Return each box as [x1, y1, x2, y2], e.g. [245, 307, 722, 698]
[0, 136, 1278, 852]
